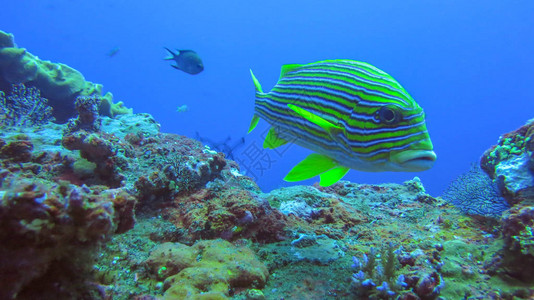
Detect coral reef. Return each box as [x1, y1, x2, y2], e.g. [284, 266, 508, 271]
[0, 30, 131, 122]
[1, 95, 533, 300]
[477, 119, 534, 286]
[0, 106, 265, 297]
[2, 108, 532, 298]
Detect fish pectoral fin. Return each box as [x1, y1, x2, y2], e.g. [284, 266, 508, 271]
[171, 65, 181, 70]
[279, 64, 302, 79]
[287, 104, 343, 135]
[263, 127, 289, 149]
[248, 115, 260, 133]
[284, 153, 337, 182]
[319, 166, 350, 187]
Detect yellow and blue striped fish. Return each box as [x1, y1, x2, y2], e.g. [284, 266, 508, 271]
[248, 59, 436, 187]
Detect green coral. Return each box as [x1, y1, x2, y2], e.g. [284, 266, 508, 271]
[487, 135, 526, 165]
[98, 92, 133, 117]
[512, 225, 534, 256]
[145, 239, 269, 299]
[351, 243, 405, 298]
[381, 243, 400, 283]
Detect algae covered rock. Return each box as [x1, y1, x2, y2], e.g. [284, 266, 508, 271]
[146, 239, 269, 299]
[0, 179, 136, 299]
[481, 118, 534, 203]
[0, 30, 14, 48]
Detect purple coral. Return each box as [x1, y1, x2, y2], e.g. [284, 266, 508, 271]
[350, 244, 418, 298]
[351, 256, 361, 269]
[0, 83, 54, 126]
[376, 281, 395, 296]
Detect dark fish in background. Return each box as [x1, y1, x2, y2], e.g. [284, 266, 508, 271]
[176, 104, 188, 113]
[164, 47, 204, 75]
[106, 46, 120, 58]
[195, 132, 245, 160]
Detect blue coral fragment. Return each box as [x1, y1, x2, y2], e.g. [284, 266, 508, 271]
[442, 164, 509, 217]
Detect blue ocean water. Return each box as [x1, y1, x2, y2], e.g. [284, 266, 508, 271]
[2, 0, 533, 196]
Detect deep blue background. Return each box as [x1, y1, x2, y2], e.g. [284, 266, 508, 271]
[2, 1, 533, 196]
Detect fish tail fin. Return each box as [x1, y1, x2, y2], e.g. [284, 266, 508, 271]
[164, 47, 177, 60]
[248, 69, 263, 133]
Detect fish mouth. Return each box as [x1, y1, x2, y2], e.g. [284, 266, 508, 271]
[390, 150, 437, 171]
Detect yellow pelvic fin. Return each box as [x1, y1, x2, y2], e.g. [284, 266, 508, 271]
[250, 69, 263, 93]
[248, 115, 260, 133]
[263, 127, 289, 149]
[279, 64, 302, 79]
[319, 166, 350, 187]
[287, 104, 343, 135]
[284, 153, 337, 182]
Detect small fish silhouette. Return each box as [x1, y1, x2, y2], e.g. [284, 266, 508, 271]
[164, 48, 204, 75]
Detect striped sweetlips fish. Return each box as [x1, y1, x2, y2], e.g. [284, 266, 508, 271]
[248, 59, 436, 187]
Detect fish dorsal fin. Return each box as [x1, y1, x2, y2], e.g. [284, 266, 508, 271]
[319, 166, 350, 187]
[287, 104, 343, 135]
[177, 49, 196, 54]
[279, 64, 302, 79]
[284, 153, 337, 182]
[249, 69, 263, 93]
[263, 127, 289, 149]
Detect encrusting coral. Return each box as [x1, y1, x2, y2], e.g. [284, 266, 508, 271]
[146, 239, 269, 299]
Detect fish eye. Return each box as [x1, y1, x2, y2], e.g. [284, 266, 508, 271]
[377, 106, 402, 124]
